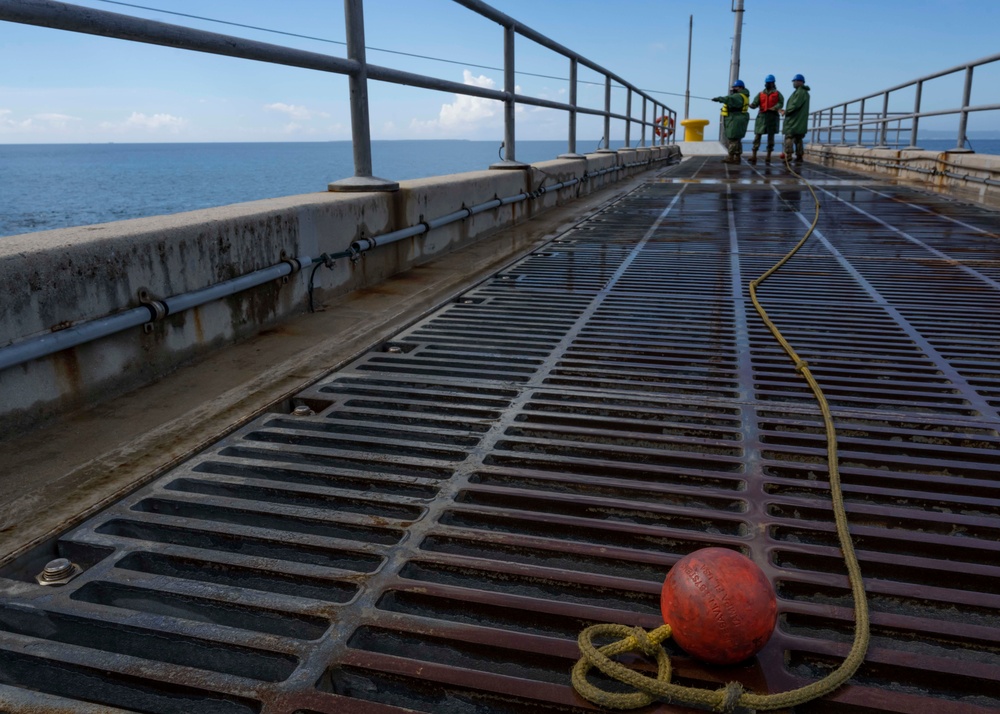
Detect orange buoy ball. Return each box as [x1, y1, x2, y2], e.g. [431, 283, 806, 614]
[660, 548, 777, 665]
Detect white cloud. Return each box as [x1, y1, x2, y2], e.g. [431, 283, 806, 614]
[438, 71, 503, 128]
[0, 109, 32, 131]
[35, 113, 78, 122]
[99, 111, 188, 133]
[34, 112, 80, 129]
[406, 116, 436, 138]
[264, 102, 329, 120]
[0, 110, 81, 132]
[406, 70, 524, 138]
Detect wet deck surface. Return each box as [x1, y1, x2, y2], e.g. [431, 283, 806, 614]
[2, 156, 999, 713]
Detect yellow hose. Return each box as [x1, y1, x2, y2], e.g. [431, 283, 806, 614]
[571, 157, 871, 711]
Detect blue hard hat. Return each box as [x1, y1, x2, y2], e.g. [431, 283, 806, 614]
[765, 74, 775, 83]
[792, 74, 805, 82]
[732, 79, 745, 88]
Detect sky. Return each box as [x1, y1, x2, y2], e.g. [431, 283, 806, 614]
[1, 0, 998, 144]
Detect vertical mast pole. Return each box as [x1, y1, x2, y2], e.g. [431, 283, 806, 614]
[685, 15, 692, 120]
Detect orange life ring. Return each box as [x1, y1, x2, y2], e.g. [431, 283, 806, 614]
[654, 115, 675, 137]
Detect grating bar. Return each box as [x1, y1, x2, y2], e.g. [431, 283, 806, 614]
[2, 157, 1000, 713]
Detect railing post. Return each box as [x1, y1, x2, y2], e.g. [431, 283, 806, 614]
[598, 75, 614, 152]
[877, 91, 889, 147]
[827, 108, 834, 144]
[328, 0, 398, 191]
[568, 58, 577, 154]
[856, 98, 866, 146]
[907, 80, 923, 149]
[624, 88, 632, 148]
[492, 23, 525, 168]
[641, 96, 647, 147]
[840, 104, 847, 144]
[956, 65, 974, 151]
[559, 58, 584, 159]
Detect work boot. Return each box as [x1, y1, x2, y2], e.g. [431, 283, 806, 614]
[749, 150, 757, 165]
[794, 155, 804, 164]
[765, 151, 772, 165]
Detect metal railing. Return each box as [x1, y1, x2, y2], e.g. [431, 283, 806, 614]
[0, 0, 677, 191]
[808, 51, 1000, 151]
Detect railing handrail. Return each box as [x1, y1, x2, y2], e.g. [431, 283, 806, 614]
[0, 0, 676, 186]
[814, 51, 1000, 113]
[807, 51, 1000, 151]
[451, 0, 652, 111]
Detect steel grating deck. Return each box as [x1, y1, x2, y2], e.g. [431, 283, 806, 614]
[2, 157, 1000, 713]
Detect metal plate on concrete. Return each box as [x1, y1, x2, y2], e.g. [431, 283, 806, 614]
[1, 157, 999, 713]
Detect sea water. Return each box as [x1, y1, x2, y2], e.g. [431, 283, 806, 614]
[0, 141, 584, 236]
[0, 140, 584, 238]
[2, 139, 997, 239]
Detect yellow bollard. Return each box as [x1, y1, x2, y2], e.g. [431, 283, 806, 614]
[680, 118, 710, 142]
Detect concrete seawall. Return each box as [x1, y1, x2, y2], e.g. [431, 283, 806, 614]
[0, 146, 676, 436]
[806, 145, 1000, 210]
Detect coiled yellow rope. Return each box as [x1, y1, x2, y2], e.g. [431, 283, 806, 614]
[571, 157, 871, 711]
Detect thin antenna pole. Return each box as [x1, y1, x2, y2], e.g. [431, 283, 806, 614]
[685, 15, 692, 120]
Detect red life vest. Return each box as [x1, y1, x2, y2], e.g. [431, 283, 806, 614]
[759, 90, 780, 112]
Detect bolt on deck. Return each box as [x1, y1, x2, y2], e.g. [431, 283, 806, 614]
[1, 157, 999, 713]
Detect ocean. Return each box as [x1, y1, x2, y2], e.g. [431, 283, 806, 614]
[0, 140, 580, 239]
[2, 138, 997, 239]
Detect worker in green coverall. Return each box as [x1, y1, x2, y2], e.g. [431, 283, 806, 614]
[748, 75, 784, 165]
[781, 74, 811, 164]
[712, 79, 750, 164]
